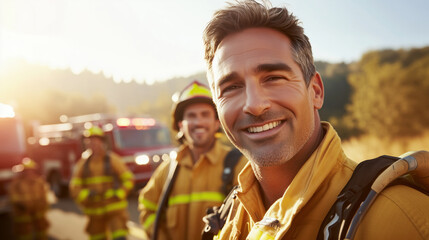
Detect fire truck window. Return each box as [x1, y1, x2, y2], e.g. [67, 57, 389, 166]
[114, 128, 171, 149]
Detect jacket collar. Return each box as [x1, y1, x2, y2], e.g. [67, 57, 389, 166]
[176, 139, 224, 167]
[237, 122, 347, 226]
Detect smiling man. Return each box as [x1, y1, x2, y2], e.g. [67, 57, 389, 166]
[211, 26, 324, 209]
[203, 1, 429, 240]
[138, 81, 247, 240]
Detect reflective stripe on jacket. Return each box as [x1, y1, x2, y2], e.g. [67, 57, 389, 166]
[138, 140, 247, 240]
[216, 122, 429, 240]
[69, 151, 134, 215]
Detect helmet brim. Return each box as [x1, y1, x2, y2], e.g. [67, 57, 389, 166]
[172, 97, 217, 131]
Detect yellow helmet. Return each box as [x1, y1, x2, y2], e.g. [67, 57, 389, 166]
[171, 80, 217, 131]
[22, 158, 37, 169]
[12, 158, 38, 173]
[83, 126, 105, 138]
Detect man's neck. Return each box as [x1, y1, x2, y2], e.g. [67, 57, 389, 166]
[253, 157, 305, 209]
[255, 123, 325, 209]
[189, 140, 215, 164]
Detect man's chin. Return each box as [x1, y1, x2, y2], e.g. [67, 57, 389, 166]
[192, 137, 216, 148]
[190, 138, 204, 146]
[239, 142, 293, 166]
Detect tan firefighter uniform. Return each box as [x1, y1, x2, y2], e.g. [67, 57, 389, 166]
[70, 149, 134, 240]
[138, 81, 247, 240]
[138, 140, 247, 240]
[9, 158, 50, 240]
[215, 122, 429, 240]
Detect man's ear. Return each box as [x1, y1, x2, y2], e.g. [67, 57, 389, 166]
[214, 119, 221, 132]
[178, 121, 183, 131]
[310, 72, 324, 110]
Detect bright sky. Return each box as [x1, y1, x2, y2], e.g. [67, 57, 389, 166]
[1, 0, 428, 84]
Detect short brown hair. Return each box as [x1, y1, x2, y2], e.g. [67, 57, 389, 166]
[203, 0, 315, 85]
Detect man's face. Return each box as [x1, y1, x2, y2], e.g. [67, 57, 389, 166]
[22, 168, 38, 177]
[179, 102, 220, 149]
[85, 137, 105, 154]
[210, 28, 323, 167]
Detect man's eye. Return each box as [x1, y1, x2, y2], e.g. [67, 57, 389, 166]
[266, 76, 285, 82]
[221, 84, 241, 94]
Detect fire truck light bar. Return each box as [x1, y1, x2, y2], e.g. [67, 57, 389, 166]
[116, 118, 156, 128]
[117, 118, 131, 127]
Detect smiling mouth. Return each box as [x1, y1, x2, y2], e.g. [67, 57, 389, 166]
[194, 128, 207, 133]
[247, 121, 282, 133]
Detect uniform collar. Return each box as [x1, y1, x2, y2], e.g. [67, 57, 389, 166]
[204, 140, 226, 165]
[237, 122, 347, 225]
[176, 139, 225, 167]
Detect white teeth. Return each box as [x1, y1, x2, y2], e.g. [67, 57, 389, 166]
[247, 121, 281, 133]
[194, 128, 206, 133]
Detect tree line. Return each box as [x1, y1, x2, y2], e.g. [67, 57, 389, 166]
[1, 46, 428, 139]
[319, 46, 429, 139]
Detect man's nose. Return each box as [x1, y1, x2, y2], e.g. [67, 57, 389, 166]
[190, 115, 205, 125]
[243, 84, 271, 116]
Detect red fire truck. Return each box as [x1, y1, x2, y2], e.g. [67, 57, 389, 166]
[0, 103, 27, 213]
[0, 103, 27, 237]
[29, 113, 177, 197]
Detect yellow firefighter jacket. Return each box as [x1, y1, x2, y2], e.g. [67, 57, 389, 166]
[69, 151, 134, 217]
[215, 122, 429, 240]
[9, 172, 50, 212]
[138, 140, 247, 240]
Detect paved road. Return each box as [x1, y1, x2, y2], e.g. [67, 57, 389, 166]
[47, 191, 147, 240]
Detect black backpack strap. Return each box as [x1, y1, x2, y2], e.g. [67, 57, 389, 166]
[103, 153, 121, 188]
[317, 155, 399, 240]
[83, 152, 113, 178]
[152, 159, 180, 240]
[200, 148, 242, 240]
[221, 148, 242, 195]
[202, 185, 240, 240]
[83, 155, 91, 181]
[104, 153, 111, 175]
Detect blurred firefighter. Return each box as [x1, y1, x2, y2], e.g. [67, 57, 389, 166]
[138, 81, 247, 240]
[69, 126, 134, 240]
[9, 157, 50, 240]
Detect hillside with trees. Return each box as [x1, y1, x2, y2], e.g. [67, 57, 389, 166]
[1, 46, 429, 143]
[346, 47, 429, 138]
[0, 60, 206, 127]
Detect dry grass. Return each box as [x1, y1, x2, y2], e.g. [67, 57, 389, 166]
[342, 131, 429, 162]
